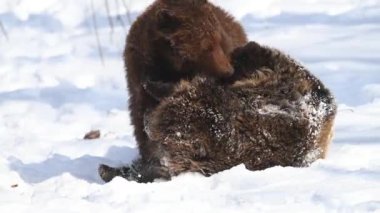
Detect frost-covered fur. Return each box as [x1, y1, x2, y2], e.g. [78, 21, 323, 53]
[99, 42, 337, 183]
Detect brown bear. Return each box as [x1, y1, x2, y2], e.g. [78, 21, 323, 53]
[99, 42, 337, 183]
[124, 0, 248, 163]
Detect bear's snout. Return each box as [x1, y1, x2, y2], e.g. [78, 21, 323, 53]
[205, 46, 233, 77]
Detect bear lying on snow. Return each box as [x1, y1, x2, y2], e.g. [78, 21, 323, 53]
[125, 0, 247, 162]
[99, 42, 337, 183]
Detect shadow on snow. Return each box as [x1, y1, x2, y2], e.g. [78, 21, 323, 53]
[8, 145, 138, 184]
[0, 82, 127, 111]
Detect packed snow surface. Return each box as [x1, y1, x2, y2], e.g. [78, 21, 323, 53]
[1, 0, 379, 212]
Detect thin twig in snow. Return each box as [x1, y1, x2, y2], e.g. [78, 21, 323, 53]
[115, 0, 126, 30]
[105, 0, 114, 35]
[91, 0, 105, 66]
[0, 20, 9, 41]
[121, 0, 132, 25]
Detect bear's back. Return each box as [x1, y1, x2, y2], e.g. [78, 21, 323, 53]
[146, 43, 337, 175]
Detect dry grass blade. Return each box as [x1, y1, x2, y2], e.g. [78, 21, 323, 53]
[90, 0, 105, 66]
[115, 0, 126, 30]
[0, 20, 9, 41]
[121, 0, 132, 24]
[105, 0, 114, 35]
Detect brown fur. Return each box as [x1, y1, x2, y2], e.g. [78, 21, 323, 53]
[125, 0, 247, 161]
[99, 42, 337, 183]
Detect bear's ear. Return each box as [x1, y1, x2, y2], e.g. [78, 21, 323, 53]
[193, 0, 207, 6]
[156, 10, 181, 33]
[188, 0, 208, 7]
[162, 0, 207, 7]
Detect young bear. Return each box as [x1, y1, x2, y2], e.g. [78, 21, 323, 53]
[99, 42, 337, 183]
[125, 0, 247, 162]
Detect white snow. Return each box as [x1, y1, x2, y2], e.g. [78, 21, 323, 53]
[1, 0, 380, 212]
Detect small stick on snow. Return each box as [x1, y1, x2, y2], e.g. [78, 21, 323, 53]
[115, 0, 127, 31]
[91, 0, 105, 66]
[0, 20, 9, 41]
[339, 108, 355, 113]
[121, 0, 132, 25]
[105, 0, 114, 36]
[84, 130, 101, 140]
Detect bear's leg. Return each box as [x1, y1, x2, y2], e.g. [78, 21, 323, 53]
[98, 164, 143, 183]
[98, 164, 123, 183]
[129, 158, 171, 182]
[126, 47, 161, 162]
[98, 158, 171, 183]
[128, 87, 160, 162]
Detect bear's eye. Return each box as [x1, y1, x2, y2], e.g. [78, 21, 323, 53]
[157, 10, 181, 33]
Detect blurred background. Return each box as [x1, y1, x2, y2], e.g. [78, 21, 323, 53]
[0, 0, 379, 107]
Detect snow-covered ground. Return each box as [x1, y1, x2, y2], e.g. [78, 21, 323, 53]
[1, 0, 380, 212]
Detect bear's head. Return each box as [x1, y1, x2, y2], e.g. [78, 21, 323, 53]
[227, 41, 275, 82]
[156, 0, 234, 78]
[145, 79, 207, 143]
[145, 77, 233, 160]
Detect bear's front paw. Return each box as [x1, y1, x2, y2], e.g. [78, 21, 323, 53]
[98, 164, 120, 183]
